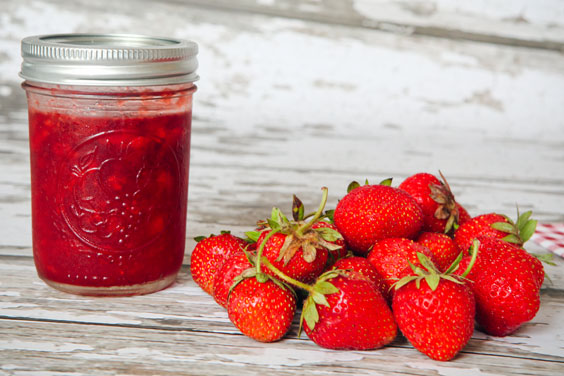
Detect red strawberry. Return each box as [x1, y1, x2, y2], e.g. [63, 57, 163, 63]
[454, 213, 509, 251]
[367, 238, 437, 293]
[398, 172, 469, 234]
[258, 230, 329, 284]
[392, 252, 476, 361]
[416, 232, 461, 272]
[334, 182, 424, 255]
[213, 251, 253, 308]
[302, 270, 397, 350]
[228, 274, 297, 342]
[190, 232, 248, 295]
[454, 211, 538, 252]
[455, 237, 542, 336]
[333, 256, 389, 301]
[251, 188, 344, 284]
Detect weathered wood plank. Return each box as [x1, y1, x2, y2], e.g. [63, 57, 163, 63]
[1, 255, 563, 364]
[1, 1, 564, 374]
[1, 317, 564, 376]
[176, 0, 564, 51]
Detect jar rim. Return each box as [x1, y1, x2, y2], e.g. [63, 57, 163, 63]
[20, 34, 199, 86]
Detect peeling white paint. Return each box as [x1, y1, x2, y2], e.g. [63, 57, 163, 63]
[11, 372, 85, 376]
[352, 0, 564, 42]
[408, 362, 502, 376]
[0, 340, 93, 353]
[75, 347, 202, 363]
[218, 347, 364, 367]
[106, 310, 231, 323]
[0, 308, 142, 325]
[0, 85, 12, 96]
[0, 290, 20, 297]
[0, 302, 36, 309]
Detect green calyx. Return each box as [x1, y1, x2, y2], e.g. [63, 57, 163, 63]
[298, 269, 347, 335]
[491, 207, 537, 247]
[346, 178, 392, 193]
[490, 207, 556, 268]
[252, 187, 344, 268]
[193, 230, 232, 243]
[530, 252, 556, 266]
[393, 240, 479, 292]
[227, 247, 296, 302]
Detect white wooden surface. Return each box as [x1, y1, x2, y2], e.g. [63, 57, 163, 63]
[1, 0, 563, 375]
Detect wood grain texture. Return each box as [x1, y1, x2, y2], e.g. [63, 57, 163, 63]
[1, 0, 564, 374]
[2, 319, 564, 376]
[1, 255, 563, 372]
[178, 0, 564, 51]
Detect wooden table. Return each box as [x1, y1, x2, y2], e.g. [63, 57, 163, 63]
[1, 1, 563, 374]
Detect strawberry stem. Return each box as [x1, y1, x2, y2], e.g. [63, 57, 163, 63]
[296, 187, 328, 236]
[461, 239, 479, 279]
[255, 229, 280, 278]
[260, 256, 314, 293]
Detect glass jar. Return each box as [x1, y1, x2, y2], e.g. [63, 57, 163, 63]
[20, 34, 198, 296]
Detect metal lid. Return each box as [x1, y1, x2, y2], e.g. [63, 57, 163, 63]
[20, 34, 199, 86]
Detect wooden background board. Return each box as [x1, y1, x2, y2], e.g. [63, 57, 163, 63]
[1, 0, 563, 375]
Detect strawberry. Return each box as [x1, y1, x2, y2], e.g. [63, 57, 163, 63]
[249, 188, 344, 284]
[454, 211, 537, 252]
[334, 180, 424, 255]
[392, 252, 476, 361]
[257, 230, 329, 284]
[416, 232, 461, 272]
[301, 270, 397, 350]
[213, 250, 253, 308]
[190, 232, 248, 295]
[228, 273, 297, 343]
[333, 256, 389, 301]
[367, 238, 437, 293]
[455, 237, 542, 336]
[398, 172, 470, 234]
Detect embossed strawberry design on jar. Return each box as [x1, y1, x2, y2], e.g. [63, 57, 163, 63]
[61, 131, 180, 252]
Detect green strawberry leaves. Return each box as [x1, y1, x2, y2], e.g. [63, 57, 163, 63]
[347, 178, 392, 193]
[314, 280, 339, 295]
[379, 178, 393, 186]
[314, 227, 343, 242]
[347, 181, 361, 193]
[299, 269, 344, 335]
[519, 217, 537, 244]
[293, 195, 305, 221]
[194, 230, 232, 243]
[531, 252, 556, 266]
[491, 209, 537, 247]
[394, 242, 479, 293]
[244, 231, 261, 242]
[268, 207, 290, 231]
[302, 296, 320, 331]
[491, 222, 515, 233]
[324, 209, 335, 223]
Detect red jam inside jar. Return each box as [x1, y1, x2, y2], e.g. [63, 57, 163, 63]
[21, 34, 198, 296]
[24, 83, 196, 295]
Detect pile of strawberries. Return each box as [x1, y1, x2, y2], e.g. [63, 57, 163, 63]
[190, 172, 548, 361]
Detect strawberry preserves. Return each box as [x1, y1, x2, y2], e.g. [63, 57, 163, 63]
[20, 34, 199, 295]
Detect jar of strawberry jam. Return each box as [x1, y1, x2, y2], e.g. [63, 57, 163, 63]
[20, 34, 198, 296]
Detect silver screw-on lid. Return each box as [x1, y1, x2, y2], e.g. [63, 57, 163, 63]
[20, 34, 199, 86]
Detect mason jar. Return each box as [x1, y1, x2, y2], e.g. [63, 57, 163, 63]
[20, 34, 198, 296]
